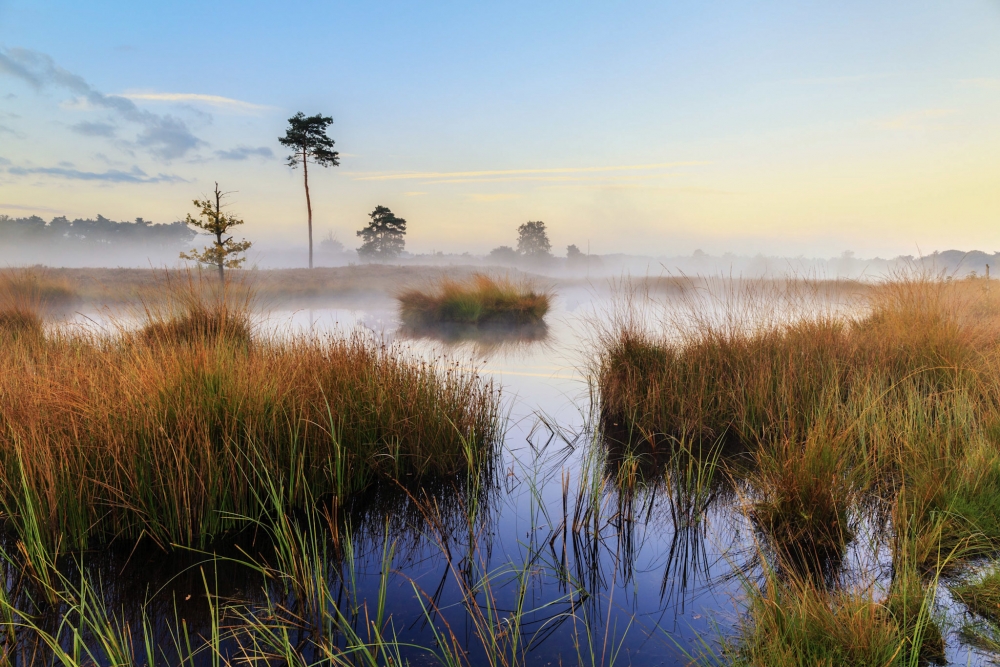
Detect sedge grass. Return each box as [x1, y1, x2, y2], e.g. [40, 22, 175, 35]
[137, 271, 255, 345]
[0, 267, 76, 341]
[398, 273, 550, 326]
[749, 434, 857, 572]
[0, 276, 501, 554]
[595, 276, 1000, 560]
[594, 274, 1000, 661]
[953, 568, 1000, 624]
[731, 571, 944, 667]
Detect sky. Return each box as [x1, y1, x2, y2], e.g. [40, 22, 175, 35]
[1, 0, 1000, 260]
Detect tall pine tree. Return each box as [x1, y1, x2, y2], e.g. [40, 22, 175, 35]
[279, 112, 339, 268]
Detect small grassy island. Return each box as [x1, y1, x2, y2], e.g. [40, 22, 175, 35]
[397, 273, 550, 326]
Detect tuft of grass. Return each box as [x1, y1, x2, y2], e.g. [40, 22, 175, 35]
[0, 307, 43, 340]
[397, 273, 550, 326]
[750, 434, 857, 571]
[595, 276, 1000, 564]
[595, 274, 1000, 660]
[735, 580, 901, 667]
[137, 269, 255, 345]
[732, 571, 944, 667]
[595, 276, 996, 446]
[952, 567, 1000, 623]
[0, 267, 77, 341]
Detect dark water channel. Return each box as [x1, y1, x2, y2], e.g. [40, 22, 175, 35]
[27, 285, 998, 665]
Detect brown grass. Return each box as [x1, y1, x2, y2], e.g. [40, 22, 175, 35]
[595, 274, 1000, 660]
[12, 265, 550, 306]
[397, 273, 550, 325]
[0, 271, 502, 552]
[0, 267, 78, 340]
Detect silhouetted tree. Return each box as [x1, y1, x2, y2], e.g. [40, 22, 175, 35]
[357, 206, 406, 260]
[319, 231, 345, 256]
[179, 182, 251, 281]
[489, 245, 519, 263]
[279, 112, 340, 269]
[566, 244, 583, 260]
[517, 221, 551, 258]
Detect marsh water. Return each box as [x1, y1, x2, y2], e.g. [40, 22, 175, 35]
[48, 283, 998, 665]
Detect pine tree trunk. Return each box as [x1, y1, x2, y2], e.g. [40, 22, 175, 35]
[217, 230, 225, 283]
[303, 148, 313, 269]
[214, 182, 225, 282]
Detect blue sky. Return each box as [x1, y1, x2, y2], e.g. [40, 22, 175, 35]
[2, 1, 1000, 258]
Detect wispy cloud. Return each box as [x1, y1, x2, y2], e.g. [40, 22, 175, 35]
[122, 92, 274, 114]
[352, 161, 707, 183]
[8, 164, 185, 184]
[0, 47, 203, 160]
[215, 145, 274, 161]
[0, 124, 23, 138]
[71, 121, 117, 137]
[403, 191, 428, 196]
[0, 203, 64, 213]
[874, 108, 958, 130]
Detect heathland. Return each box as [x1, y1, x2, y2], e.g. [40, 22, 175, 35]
[4, 267, 1000, 665]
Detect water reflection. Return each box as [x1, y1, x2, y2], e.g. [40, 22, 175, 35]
[398, 320, 551, 359]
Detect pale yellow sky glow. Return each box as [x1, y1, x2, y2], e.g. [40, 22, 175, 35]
[3, 2, 1000, 260]
[350, 162, 709, 181]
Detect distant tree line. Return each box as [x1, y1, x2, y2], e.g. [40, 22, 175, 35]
[0, 214, 196, 248]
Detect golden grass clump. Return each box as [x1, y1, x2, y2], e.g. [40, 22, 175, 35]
[597, 277, 999, 447]
[0, 279, 501, 552]
[397, 273, 550, 326]
[594, 274, 1000, 665]
[750, 435, 856, 569]
[952, 567, 1000, 624]
[733, 571, 943, 667]
[0, 268, 77, 341]
[136, 269, 255, 345]
[140, 297, 254, 345]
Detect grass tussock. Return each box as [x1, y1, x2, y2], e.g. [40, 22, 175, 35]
[397, 273, 550, 325]
[0, 277, 501, 553]
[595, 274, 1000, 659]
[952, 567, 1000, 623]
[597, 277, 997, 446]
[138, 271, 255, 345]
[749, 435, 856, 569]
[735, 504, 947, 667]
[950, 567, 1000, 652]
[734, 571, 944, 667]
[597, 277, 1000, 557]
[0, 268, 77, 341]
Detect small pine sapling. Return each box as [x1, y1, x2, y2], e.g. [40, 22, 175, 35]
[179, 182, 252, 281]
